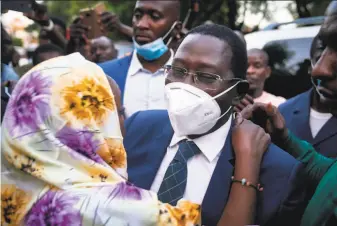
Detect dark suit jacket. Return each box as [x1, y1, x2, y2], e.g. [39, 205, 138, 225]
[124, 110, 308, 226]
[279, 89, 337, 158]
[98, 55, 132, 105]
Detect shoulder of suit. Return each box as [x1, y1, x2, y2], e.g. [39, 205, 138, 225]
[99, 53, 133, 69]
[131, 110, 169, 123]
[264, 143, 300, 172]
[279, 90, 311, 111]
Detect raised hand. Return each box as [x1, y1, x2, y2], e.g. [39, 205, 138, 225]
[233, 94, 254, 113]
[232, 113, 271, 163]
[240, 103, 288, 146]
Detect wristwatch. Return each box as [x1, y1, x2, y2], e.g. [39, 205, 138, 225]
[42, 19, 54, 31]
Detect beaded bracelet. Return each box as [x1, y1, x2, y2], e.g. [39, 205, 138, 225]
[231, 176, 264, 192]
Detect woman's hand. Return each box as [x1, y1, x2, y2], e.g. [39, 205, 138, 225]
[240, 103, 288, 147]
[24, 2, 49, 27]
[99, 12, 122, 32]
[232, 113, 271, 163]
[233, 94, 254, 113]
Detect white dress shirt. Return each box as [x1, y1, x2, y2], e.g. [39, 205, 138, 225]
[123, 50, 174, 117]
[150, 116, 232, 204]
[310, 108, 332, 138]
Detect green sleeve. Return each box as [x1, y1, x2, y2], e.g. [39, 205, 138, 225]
[283, 131, 335, 183]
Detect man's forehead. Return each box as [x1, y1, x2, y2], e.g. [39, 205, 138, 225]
[174, 34, 231, 70]
[177, 34, 227, 56]
[320, 15, 337, 40]
[135, 1, 177, 12]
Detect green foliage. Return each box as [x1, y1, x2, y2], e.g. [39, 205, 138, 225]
[25, 23, 40, 33]
[44, 0, 329, 38]
[12, 37, 23, 47]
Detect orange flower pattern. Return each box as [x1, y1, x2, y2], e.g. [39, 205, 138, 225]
[60, 77, 114, 125]
[97, 138, 127, 169]
[159, 200, 201, 226]
[1, 185, 31, 225]
[1, 53, 201, 226]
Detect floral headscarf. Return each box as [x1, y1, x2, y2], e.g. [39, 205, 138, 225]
[1, 53, 201, 226]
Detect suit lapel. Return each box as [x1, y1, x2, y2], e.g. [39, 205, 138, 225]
[313, 115, 337, 146]
[138, 122, 174, 190]
[201, 125, 234, 224]
[290, 90, 314, 143]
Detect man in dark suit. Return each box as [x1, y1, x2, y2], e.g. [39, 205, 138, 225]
[124, 24, 307, 226]
[279, 2, 337, 158]
[99, 0, 182, 117]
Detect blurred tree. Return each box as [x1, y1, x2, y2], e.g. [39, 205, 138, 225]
[286, 0, 330, 18]
[38, 0, 330, 40]
[12, 37, 23, 47]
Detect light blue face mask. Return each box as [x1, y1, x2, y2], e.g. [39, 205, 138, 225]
[133, 37, 168, 61]
[133, 21, 178, 61]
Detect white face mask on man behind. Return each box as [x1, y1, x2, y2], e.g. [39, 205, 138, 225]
[164, 82, 241, 137]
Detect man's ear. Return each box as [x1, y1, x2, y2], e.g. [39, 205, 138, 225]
[231, 80, 249, 104]
[265, 66, 271, 79]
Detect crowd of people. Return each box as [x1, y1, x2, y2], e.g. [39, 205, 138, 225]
[1, 0, 337, 226]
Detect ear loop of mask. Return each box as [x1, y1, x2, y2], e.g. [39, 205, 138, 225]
[196, 81, 243, 127]
[310, 60, 324, 98]
[4, 86, 11, 97]
[163, 21, 179, 47]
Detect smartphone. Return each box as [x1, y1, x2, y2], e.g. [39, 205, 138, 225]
[79, 3, 106, 39]
[2, 0, 33, 13]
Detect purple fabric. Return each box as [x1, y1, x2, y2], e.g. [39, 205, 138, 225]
[5, 71, 51, 138]
[56, 126, 104, 164]
[25, 190, 82, 226]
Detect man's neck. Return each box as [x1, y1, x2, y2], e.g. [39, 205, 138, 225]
[137, 50, 171, 73]
[311, 91, 337, 115]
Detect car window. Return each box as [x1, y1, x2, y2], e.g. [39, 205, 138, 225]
[262, 37, 314, 99]
[263, 37, 313, 73]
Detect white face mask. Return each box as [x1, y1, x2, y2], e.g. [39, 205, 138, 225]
[165, 82, 240, 137]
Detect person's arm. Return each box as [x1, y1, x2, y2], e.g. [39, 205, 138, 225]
[218, 156, 261, 226]
[218, 115, 270, 226]
[100, 12, 133, 39]
[24, 3, 67, 49]
[44, 25, 67, 49]
[281, 130, 335, 184]
[240, 102, 335, 184]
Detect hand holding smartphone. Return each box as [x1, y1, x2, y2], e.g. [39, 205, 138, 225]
[79, 3, 107, 39]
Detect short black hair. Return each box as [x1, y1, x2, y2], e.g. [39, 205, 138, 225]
[186, 24, 248, 80]
[248, 48, 269, 66]
[32, 43, 64, 66]
[50, 16, 67, 36]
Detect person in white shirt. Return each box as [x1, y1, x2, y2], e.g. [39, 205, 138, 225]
[246, 48, 286, 107]
[99, 0, 183, 117]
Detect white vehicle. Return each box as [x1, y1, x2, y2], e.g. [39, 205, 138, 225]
[244, 17, 323, 99]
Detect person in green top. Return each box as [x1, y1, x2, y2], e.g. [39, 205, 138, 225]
[225, 2, 337, 225]
[238, 102, 336, 226]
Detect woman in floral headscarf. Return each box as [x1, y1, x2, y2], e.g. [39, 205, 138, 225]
[1, 53, 201, 226]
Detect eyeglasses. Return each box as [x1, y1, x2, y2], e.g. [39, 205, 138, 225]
[164, 65, 240, 91]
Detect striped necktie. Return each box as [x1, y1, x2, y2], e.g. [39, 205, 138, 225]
[157, 140, 201, 205]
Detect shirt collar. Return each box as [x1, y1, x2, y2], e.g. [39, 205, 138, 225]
[127, 49, 174, 77]
[170, 115, 232, 162]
